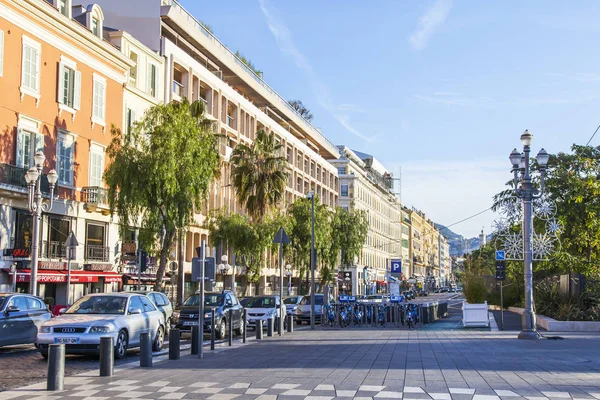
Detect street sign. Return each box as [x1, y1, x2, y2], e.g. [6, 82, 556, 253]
[192, 257, 215, 282]
[496, 260, 506, 281]
[390, 296, 403, 303]
[495, 250, 505, 261]
[339, 295, 349, 303]
[348, 295, 356, 302]
[390, 259, 402, 275]
[273, 227, 290, 244]
[496, 270, 506, 281]
[65, 231, 78, 260]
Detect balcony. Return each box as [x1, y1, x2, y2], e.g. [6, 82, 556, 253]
[172, 80, 184, 99]
[81, 187, 110, 214]
[0, 162, 50, 194]
[226, 115, 235, 129]
[86, 245, 110, 262]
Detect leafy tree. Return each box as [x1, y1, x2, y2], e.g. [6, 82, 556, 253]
[235, 50, 262, 77]
[288, 100, 314, 122]
[230, 130, 289, 222]
[105, 99, 220, 290]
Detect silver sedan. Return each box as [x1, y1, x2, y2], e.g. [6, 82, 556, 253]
[37, 293, 165, 359]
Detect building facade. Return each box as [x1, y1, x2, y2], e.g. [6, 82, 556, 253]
[0, 0, 131, 306]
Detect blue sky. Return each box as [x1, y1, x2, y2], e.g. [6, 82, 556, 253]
[180, 0, 600, 238]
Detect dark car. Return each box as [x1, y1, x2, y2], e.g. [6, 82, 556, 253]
[173, 290, 243, 339]
[0, 293, 51, 347]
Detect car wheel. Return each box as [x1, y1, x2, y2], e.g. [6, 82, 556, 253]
[216, 319, 226, 339]
[39, 351, 48, 359]
[114, 330, 128, 359]
[235, 318, 244, 336]
[152, 326, 164, 352]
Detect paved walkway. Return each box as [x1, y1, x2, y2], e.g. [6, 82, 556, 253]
[2, 327, 600, 400]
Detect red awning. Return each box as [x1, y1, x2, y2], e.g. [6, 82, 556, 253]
[1, 268, 122, 284]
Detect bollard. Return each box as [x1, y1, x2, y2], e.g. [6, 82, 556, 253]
[211, 309, 216, 350]
[47, 344, 65, 391]
[287, 314, 294, 332]
[228, 309, 233, 347]
[99, 336, 114, 377]
[191, 326, 199, 355]
[242, 309, 247, 343]
[255, 319, 263, 339]
[169, 329, 180, 360]
[267, 317, 274, 337]
[140, 332, 152, 368]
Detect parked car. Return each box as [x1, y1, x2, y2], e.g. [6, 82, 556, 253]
[239, 297, 253, 307]
[37, 293, 165, 359]
[245, 296, 281, 329]
[283, 295, 303, 315]
[295, 294, 334, 324]
[0, 293, 51, 348]
[128, 291, 173, 333]
[173, 290, 243, 339]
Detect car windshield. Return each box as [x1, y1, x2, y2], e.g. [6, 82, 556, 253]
[299, 296, 323, 305]
[0, 294, 8, 310]
[283, 297, 299, 304]
[183, 294, 224, 307]
[247, 297, 276, 308]
[66, 295, 127, 315]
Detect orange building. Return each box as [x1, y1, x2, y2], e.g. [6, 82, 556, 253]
[0, 0, 132, 306]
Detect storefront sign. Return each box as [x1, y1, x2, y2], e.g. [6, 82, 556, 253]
[84, 263, 113, 272]
[3, 248, 31, 258]
[70, 275, 98, 283]
[104, 275, 122, 283]
[122, 241, 137, 254]
[38, 261, 67, 270]
[17, 274, 66, 283]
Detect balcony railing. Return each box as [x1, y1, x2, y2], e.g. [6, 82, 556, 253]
[0, 162, 50, 192]
[86, 245, 110, 262]
[81, 187, 109, 207]
[173, 80, 184, 97]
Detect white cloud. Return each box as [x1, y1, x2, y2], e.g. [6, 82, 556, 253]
[409, 0, 453, 50]
[259, 0, 376, 142]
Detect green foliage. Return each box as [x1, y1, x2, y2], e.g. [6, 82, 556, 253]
[235, 50, 262, 77]
[105, 99, 220, 290]
[288, 100, 314, 122]
[230, 130, 289, 222]
[333, 208, 369, 267]
[462, 273, 488, 304]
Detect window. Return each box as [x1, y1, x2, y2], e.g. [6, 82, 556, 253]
[13, 210, 33, 250]
[48, 217, 70, 258]
[128, 296, 143, 313]
[21, 36, 41, 100]
[0, 30, 4, 77]
[26, 297, 44, 310]
[129, 51, 138, 85]
[57, 58, 81, 111]
[92, 74, 106, 125]
[337, 166, 346, 175]
[57, 133, 74, 186]
[89, 144, 104, 187]
[8, 296, 28, 310]
[139, 296, 156, 313]
[126, 107, 137, 136]
[16, 126, 43, 169]
[91, 17, 99, 37]
[340, 184, 349, 197]
[147, 63, 157, 97]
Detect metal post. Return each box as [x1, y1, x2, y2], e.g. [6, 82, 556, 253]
[140, 332, 152, 368]
[228, 309, 233, 346]
[191, 326, 199, 354]
[137, 246, 142, 291]
[279, 242, 284, 336]
[310, 193, 316, 330]
[500, 282, 504, 331]
[46, 344, 65, 391]
[232, 254, 236, 296]
[211, 309, 216, 350]
[169, 329, 180, 360]
[99, 337, 113, 376]
[255, 319, 263, 339]
[287, 314, 293, 332]
[199, 239, 206, 358]
[267, 317, 274, 337]
[66, 254, 72, 305]
[242, 309, 247, 343]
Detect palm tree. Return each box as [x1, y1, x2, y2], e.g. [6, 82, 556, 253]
[230, 130, 289, 222]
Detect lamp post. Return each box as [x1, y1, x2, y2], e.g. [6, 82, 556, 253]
[306, 190, 316, 330]
[285, 264, 292, 295]
[218, 255, 231, 290]
[24, 151, 58, 296]
[509, 130, 549, 340]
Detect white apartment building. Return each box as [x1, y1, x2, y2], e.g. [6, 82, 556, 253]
[94, 0, 340, 298]
[329, 147, 402, 296]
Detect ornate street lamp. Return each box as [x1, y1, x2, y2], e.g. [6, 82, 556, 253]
[24, 151, 58, 296]
[285, 264, 292, 295]
[218, 254, 231, 289]
[509, 130, 549, 340]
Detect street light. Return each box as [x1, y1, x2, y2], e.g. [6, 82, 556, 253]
[306, 190, 316, 330]
[509, 129, 548, 340]
[285, 264, 292, 295]
[218, 254, 231, 289]
[24, 151, 58, 296]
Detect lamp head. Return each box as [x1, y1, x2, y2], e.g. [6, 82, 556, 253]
[25, 167, 39, 184]
[509, 148, 521, 167]
[520, 130, 533, 147]
[33, 151, 46, 167]
[306, 190, 314, 199]
[47, 169, 59, 185]
[519, 154, 526, 170]
[536, 148, 550, 168]
[221, 254, 228, 263]
[285, 264, 291, 270]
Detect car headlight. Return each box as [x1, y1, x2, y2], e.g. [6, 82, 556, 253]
[89, 326, 112, 333]
[39, 326, 52, 333]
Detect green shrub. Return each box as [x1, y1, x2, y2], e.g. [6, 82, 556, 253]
[486, 283, 521, 308]
[463, 274, 488, 304]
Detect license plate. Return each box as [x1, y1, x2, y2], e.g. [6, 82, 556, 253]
[182, 321, 198, 326]
[54, 337, 79, 344]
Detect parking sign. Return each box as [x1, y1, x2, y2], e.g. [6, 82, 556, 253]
[495, 251, 505, 261]
[390, 259, 402, 275]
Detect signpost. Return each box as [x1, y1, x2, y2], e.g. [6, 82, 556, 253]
[495, 256, 507, 331]
[273, 227, 290, 336]
[192, 242, 207, 359]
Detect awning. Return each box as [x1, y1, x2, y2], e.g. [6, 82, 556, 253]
[123, 273, 170, 282]
[1, 268, 122, 284]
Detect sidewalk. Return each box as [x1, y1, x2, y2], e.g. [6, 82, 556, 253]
[3, 327, 600, 400]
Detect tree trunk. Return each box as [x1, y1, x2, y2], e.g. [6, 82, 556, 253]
[155, 228, 175, 291]
[177, 229, 185, 305]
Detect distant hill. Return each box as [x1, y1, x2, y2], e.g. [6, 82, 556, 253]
[435, 223, 491, 256]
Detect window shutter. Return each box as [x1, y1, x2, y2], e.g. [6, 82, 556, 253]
[57, 62, 65, 104]
[147, 63, 152, 94]
[16, 127, 26, 168]
[73, 70, 81, 110]
[34, 132, 44, 154]
[101, 82, 106, 120]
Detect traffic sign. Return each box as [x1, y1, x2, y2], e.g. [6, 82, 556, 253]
[495, 260, 506, 271]
[390, 259, 402, 274]
[496, 270, 506, 281]
[495, 250, 505, 261]
[339, 295, 349, 303]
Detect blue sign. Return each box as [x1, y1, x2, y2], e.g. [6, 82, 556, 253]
[495, 251, 505, 261]
[348, 296, 357, 302]
[390, 259, 402, 274]
[339, 295, 349, 303]
[390, 295, 404, 303]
